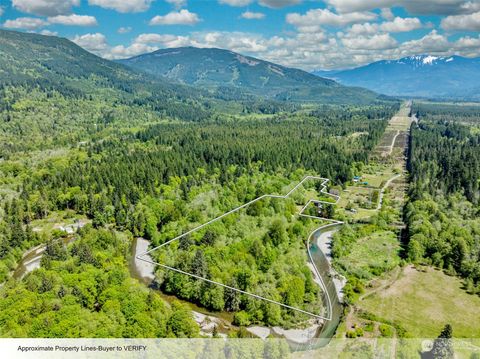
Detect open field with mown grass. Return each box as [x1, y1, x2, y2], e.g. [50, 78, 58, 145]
[359, 265, 480, 338]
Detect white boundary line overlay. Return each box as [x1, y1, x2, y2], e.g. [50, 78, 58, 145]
[137, 176, 344, 321]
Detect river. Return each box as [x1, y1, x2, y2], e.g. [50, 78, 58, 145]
[12, 244, 45, 280]
[309, 226, 344, 345]
[10, 234, 82, 281]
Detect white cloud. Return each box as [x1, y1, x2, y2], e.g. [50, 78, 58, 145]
[40, 29, 58, 36]
[325, 0, 394, 13]
[149, 9, 201, 25]
[295, 25, 323, 33]
[2, 14, 97, 30]
[400, 30, 451, 54]
[241, 11, 266, 19]
[347, 17, 422, 36]
[381, 17, 422, 32]
[195, 31, 270, 52]
[451, 35, 480, 56]
[166, 0, 188, 9]
[461, 1, 480, 12]
[72, 33, 109, 55]
[295, 31, 328, 44]
[3, 17, 49, 30]
[441, 11, 480, 30]
[219, 0, 302, 7]
[0, 7, 4, 17]
[118, 26, 132, 34]
[12, 0, 80, 16]
[219, 0, 253, 6]
[134, 33, 192, 47]
[346, 23, 376, 35]
[88, 0, 153, 13]
[135, 33, 173, 43]
[325, 0, 480, 15]
[107, 33, 193, 58]
[48, 14, 98, 26]
[110, 43, 159, 58]
[455, 35, 480, 48]
[380, 8, 394, 20]
[403, 0, 480, 15]
[342, 33, 397, 50]
[287, 8, 377, 28]
[259, 0, 302, 8]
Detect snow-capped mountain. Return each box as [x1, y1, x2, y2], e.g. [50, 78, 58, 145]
[313, 55, 480, 100]
[384, 55, 457, 67]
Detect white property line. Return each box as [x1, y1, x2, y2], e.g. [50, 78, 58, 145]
[137, 176, 344, 321]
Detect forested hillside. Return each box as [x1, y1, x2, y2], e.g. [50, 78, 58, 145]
[118, 47, 382, 104]
[0, 30, 216, 123]
[0, 30, 302, 155]
[406, 103, 480, 292]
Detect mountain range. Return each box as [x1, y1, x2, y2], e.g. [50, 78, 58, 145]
[0, 29, 386, 107]
[117, 47, 380, 104]
[313, 55, 480, 100]
[2, 28, 479, 109]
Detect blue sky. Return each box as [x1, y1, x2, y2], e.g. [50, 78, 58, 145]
[1, 0, 480, 70]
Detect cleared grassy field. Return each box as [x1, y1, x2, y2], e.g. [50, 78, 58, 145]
[376, 130, 399, 147]
[388, 116, 413, 131]
[29, 210, 90, 234]
[359, 265, 480, 338]
[371, 102, 413, 159]
[335, 231, 400, 280]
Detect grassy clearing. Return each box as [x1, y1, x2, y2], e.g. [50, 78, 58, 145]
[386, 103, 413, 131]
[388, 116, 413, 131]
[335, 231, 400, 280]
[376, 130, 398, 147]
[359, 265, 480, 338]
[29, 210, 90, 234]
